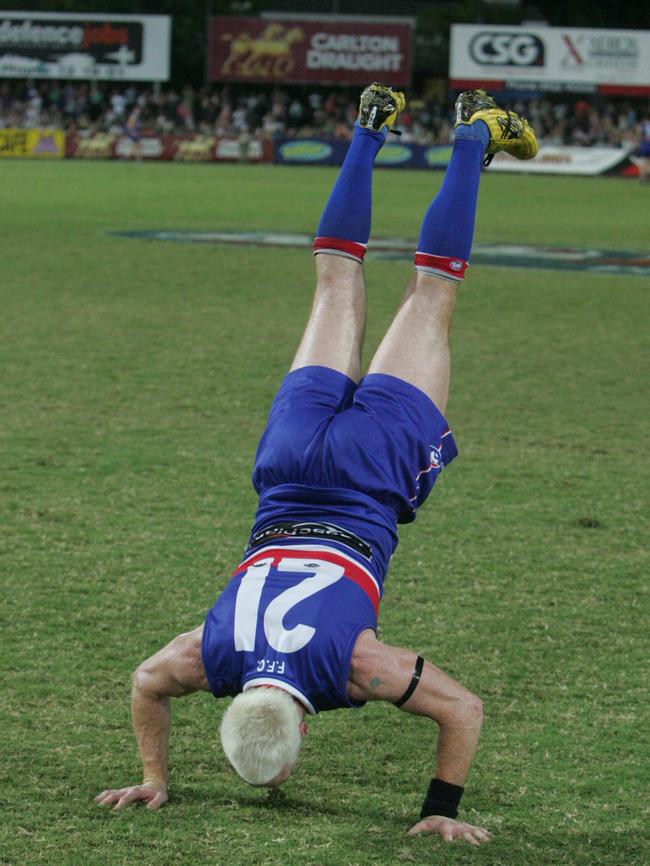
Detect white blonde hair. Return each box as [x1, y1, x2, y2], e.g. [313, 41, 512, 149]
[220, 688, 303, 786]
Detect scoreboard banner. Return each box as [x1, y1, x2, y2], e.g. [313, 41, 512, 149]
[450, 24, 650, 96]
[0, 12, 170, 81]
[208, 16, 412, 86]
[0, 128, 64, 158]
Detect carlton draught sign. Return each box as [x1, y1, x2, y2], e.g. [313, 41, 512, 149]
[208, 16, 412, 86]
[0, 12, 170, 80]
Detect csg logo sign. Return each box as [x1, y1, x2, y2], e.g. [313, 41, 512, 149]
[470, 32, 545, 67]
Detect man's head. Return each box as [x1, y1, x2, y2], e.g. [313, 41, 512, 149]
[220, 687, 307, 787]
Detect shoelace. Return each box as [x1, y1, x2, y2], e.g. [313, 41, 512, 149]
[483, 112, 524, 166]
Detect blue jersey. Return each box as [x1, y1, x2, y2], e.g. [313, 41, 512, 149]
[202, 538, 380, 714]
[252, 484, 398, 585]
[202, 366, 457, 714]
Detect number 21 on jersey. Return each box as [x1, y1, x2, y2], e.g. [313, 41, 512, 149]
[233, 556, 344, 655]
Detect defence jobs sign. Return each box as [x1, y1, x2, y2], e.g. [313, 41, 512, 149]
[208, 16, 412, 86]
[0, 12, 170, 81]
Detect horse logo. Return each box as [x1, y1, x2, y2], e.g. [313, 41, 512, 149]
[221, 23, 304, 78]
[175, 136, 214, 162]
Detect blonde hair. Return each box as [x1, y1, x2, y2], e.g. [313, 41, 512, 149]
[220, 688, 303, 786]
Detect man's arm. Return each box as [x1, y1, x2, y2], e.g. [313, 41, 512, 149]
[95, 625, 209, 811]
[348, 630, 492, 846]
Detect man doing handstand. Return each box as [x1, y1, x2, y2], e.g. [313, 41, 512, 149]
[96, 85, 537, 846]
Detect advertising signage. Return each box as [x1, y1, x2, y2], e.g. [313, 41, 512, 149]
[208, 16, 412, 86]
[450, 24, 650, 96]
[0, 128, 65, 158]
[0, 12, 170, 81]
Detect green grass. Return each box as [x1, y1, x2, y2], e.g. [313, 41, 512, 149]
[1, 161, 648, 866]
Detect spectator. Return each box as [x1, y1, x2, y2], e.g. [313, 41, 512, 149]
[0, 79, 648, 150]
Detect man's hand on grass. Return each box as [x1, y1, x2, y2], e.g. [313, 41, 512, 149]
[95, 781, 168, 811]
[408, 815, 492, 846]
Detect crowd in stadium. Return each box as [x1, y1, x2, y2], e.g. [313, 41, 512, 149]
[1, 79, 648, 149]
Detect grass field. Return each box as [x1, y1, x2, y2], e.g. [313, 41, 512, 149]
[1, 159, 649, 866]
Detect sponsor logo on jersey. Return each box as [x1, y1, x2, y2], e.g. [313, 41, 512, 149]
[249, 520, 373, 560]
[429, 444, 442, 469]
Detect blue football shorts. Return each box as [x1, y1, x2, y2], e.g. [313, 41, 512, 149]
[252, 365, 458, 524]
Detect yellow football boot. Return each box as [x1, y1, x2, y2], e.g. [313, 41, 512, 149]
[454, 89, 538, 166]
[358, 83, 406, 134]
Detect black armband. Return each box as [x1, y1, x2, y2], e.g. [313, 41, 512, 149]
[393, 655, 424, 708]
[420, 777, 465, 819]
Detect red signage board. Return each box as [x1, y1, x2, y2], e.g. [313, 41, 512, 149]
[208, 16, 412, 86]
[65, 132, 274, 163]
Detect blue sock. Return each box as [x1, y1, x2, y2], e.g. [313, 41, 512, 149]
[315, 125, 386, 246]
[417, 121, 490, 262]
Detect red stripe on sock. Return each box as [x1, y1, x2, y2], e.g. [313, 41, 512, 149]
[414, 252, 468, 280]
[313, 237, 366, 262]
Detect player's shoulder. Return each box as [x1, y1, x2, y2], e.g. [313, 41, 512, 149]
[134, 625, 210, 696]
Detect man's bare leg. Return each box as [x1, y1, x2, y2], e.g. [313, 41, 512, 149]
[291, 85, 406, 382]
[367, 92, 499, 413]
[290, 254, 365, 382]
[367, 272, 456, 412]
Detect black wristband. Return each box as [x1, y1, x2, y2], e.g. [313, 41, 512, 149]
[420, 777, 465, 819]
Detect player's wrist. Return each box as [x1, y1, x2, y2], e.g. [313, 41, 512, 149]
[420, 777, 464, 819]
[142, 776, 167, 789]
